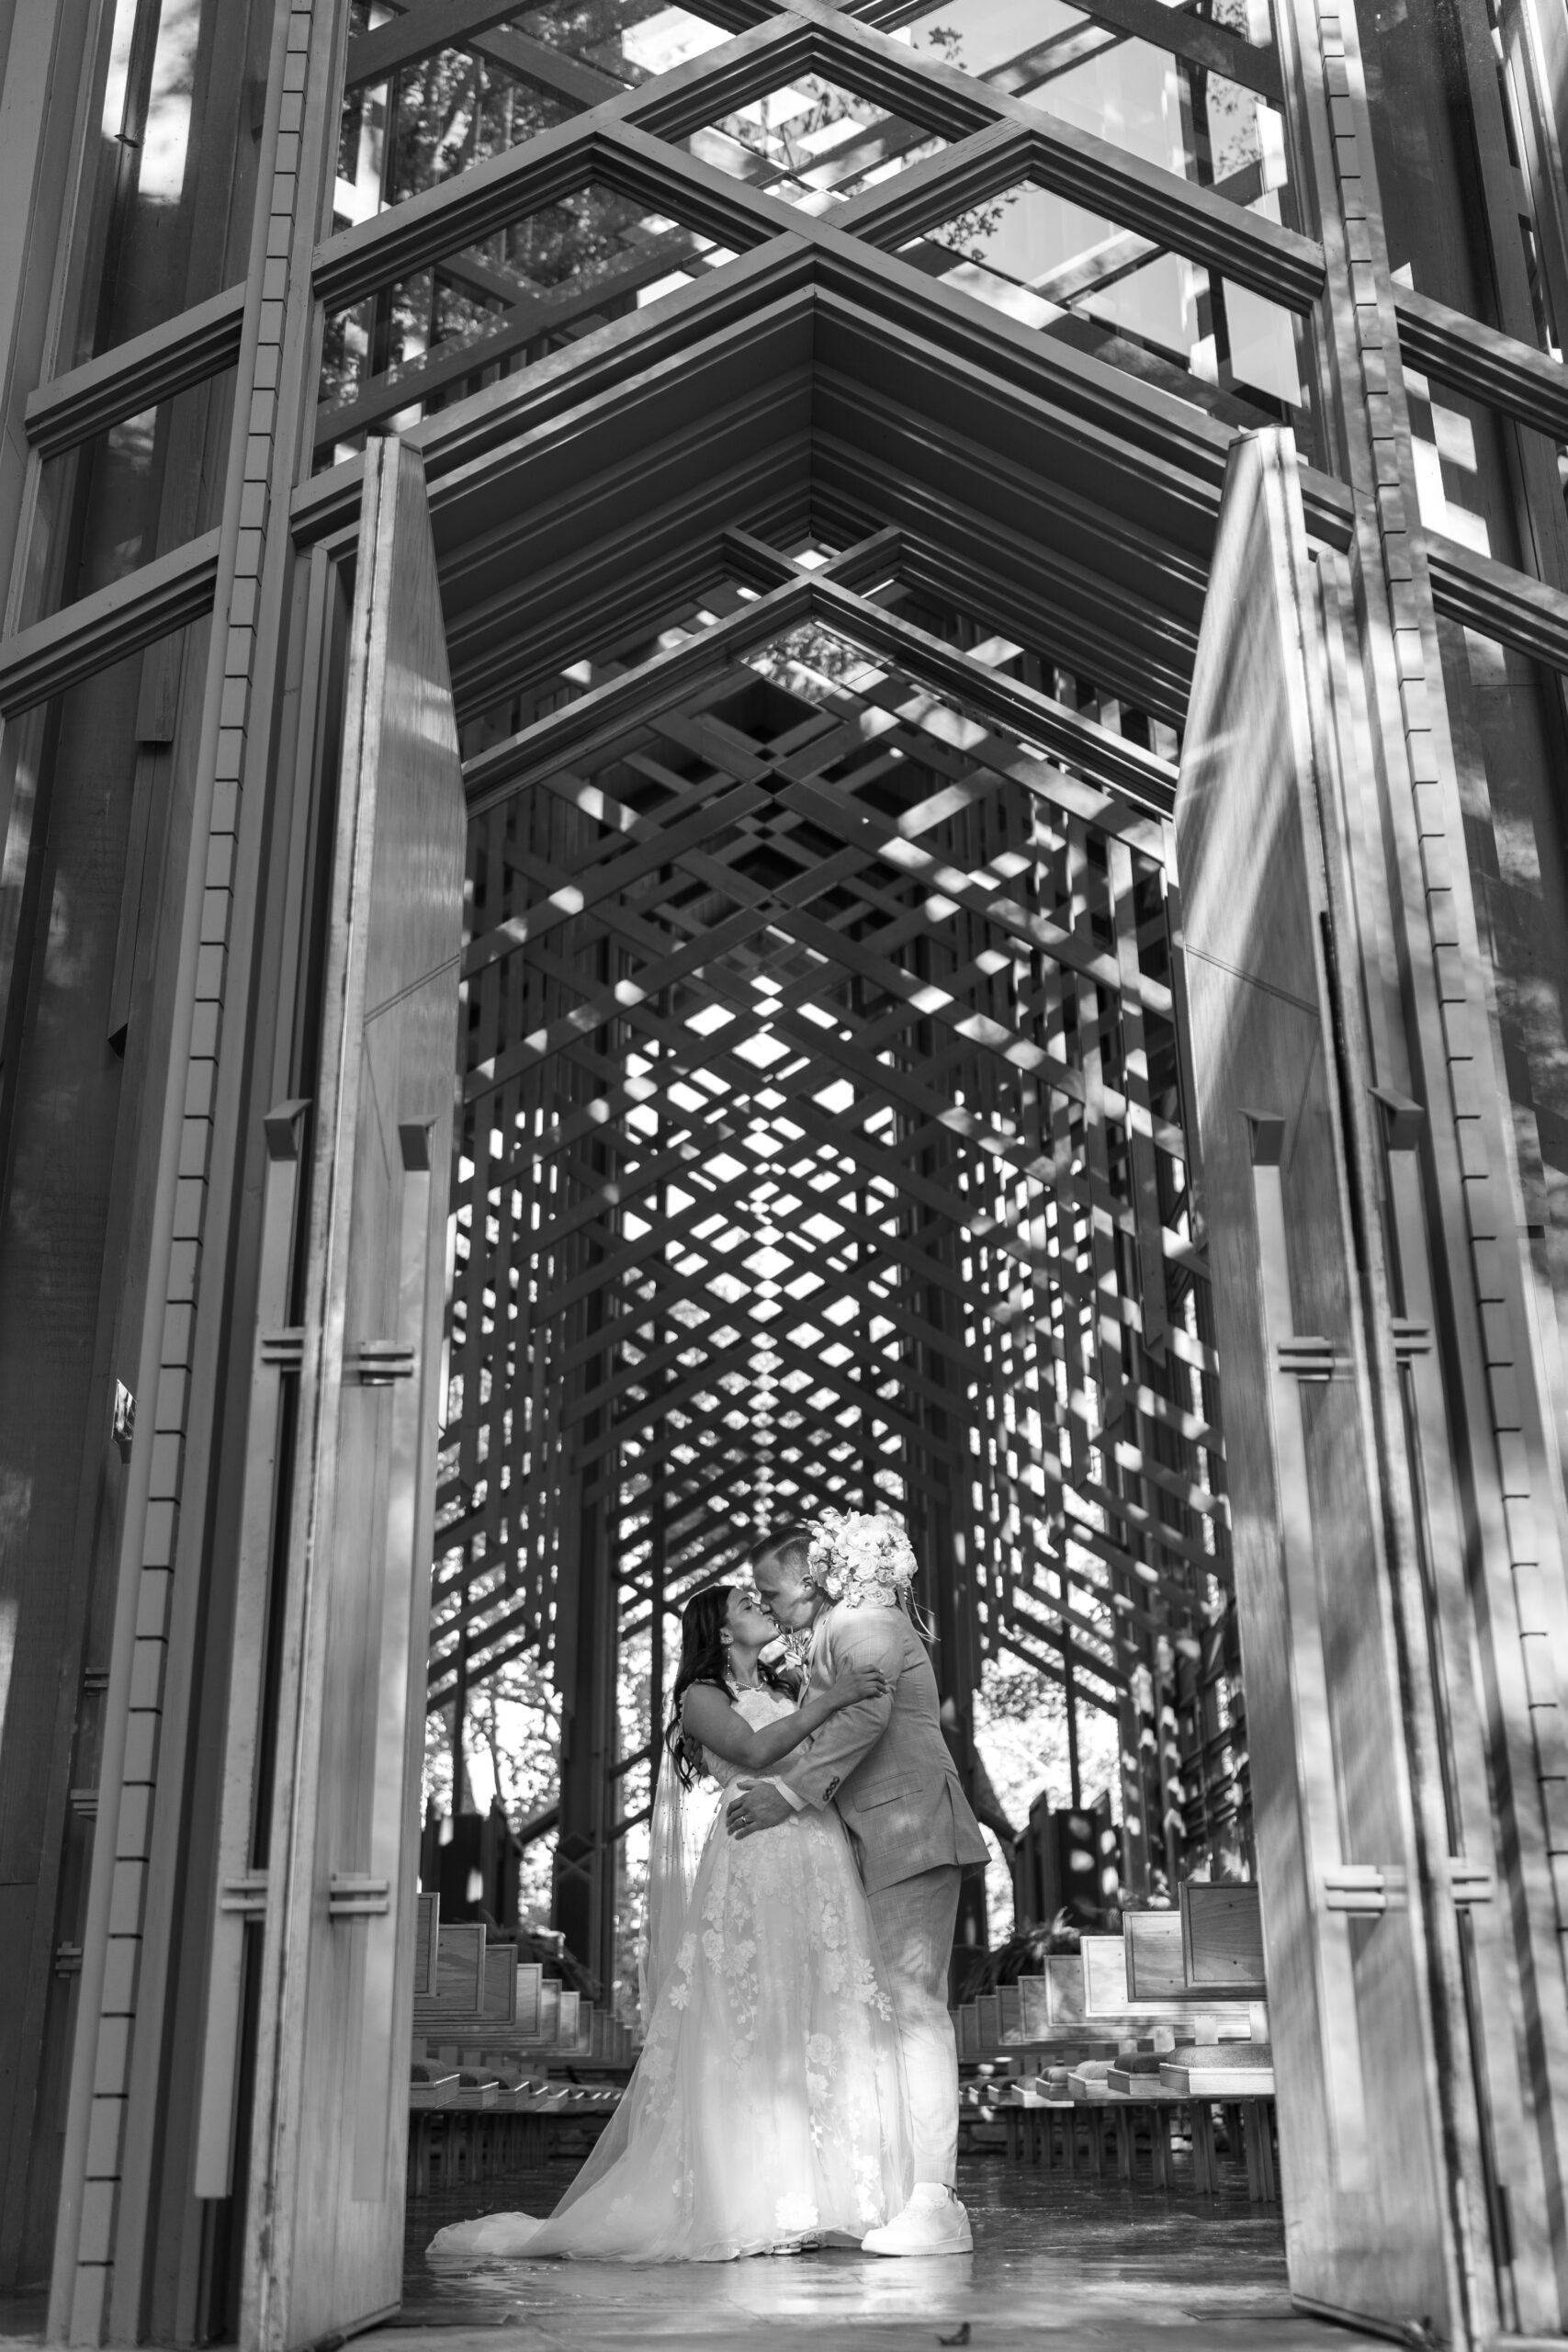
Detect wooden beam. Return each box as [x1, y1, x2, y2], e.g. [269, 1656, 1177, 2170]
[310, 55, 1322, 327]
[288, 244, 1313, 714]
[462, 573, 814, 816]
[344, 0, 621, 106]
[312, 233, 703, 449]
[314, 127, 618, 312]
[995, 1627, 1122, 1709]
[832, 119, 1032, 250]
[615, 114, 1329, 321]
[810, 572, 1179, 815]
[814, 2, 1304, 288]
[1393, 281, 1568, 446]
[627, 17, 996, 147]
[0, 529, 221, 718]
[24, 283, 245, 458]
[457, 563, 1176, 828]
[1015, 125, 1322, 313]
[999, 1600, 1122, 1690]
[805, 0, 1280, 103]
[1067, 0, 1281, 103]
[1426, 530, 1568, 674]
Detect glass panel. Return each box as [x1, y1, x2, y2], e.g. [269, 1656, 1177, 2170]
[336, 3, 574, 224]
[73, 0, 262, 367]
[1359, 0, 1564, 352]
[1402, 355, 1568, 596]
[317, 186, 737, 460]
[335, 3, 731, 226]
[1434, 609, 1568, 1498]
[513, 1, 731, 83]
[900, 178, 1310, 436]
[684, 76, 946, 211]
[33, 368, 240, 618]
[1403, 368, 1496, 559]
[894, 0, 1291, 209]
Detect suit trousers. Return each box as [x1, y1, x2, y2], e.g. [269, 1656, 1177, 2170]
[866, 1862, 962, 2188]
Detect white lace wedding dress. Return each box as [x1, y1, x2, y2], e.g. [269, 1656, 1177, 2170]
[426, 1688, 911, 2263]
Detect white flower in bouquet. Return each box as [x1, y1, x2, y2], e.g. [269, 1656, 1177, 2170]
[806, 1510, 919, 1610]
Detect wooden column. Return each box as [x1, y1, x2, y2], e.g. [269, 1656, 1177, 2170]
[551, 1476, 617, 1998]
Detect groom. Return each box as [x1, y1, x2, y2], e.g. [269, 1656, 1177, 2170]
[728, 1522, 988, 2256]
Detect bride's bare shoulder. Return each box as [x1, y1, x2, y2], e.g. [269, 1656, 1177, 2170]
[680, 1679, 733, 1725]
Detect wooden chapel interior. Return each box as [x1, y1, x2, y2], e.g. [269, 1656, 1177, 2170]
[6, 1, 1568, 2347]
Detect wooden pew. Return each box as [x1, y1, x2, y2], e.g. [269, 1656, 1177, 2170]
[974, 1892, 1277, 2201]
[1121, 1892, 1269, 2040]
[960, 1947, 1250, 2060]
[406, 1892, 640, 2190]
[415, 1916, 485, 2021]
[1122, 1910, 1190, 2001]
[1081, 1935, 1259, 2039]
[414, 1888, 439, 1996]
[407, 2074, 626, 2190]
[1180, 1880, 1268, 2000]
[411, 1894, 637, 2080]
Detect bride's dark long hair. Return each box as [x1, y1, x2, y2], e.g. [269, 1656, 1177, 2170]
[664, 1584, 796, 1787]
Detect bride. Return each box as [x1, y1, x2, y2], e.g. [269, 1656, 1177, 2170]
[427, 1581, 911, 2263]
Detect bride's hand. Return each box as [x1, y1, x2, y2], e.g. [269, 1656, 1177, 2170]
[828, 1661, 891, 1710]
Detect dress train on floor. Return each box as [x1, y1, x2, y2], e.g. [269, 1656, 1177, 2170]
[426, 1689, 910, 2264]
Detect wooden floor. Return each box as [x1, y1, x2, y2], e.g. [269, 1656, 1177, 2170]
[0, 2293, 44, 2347]
[0, 2159, 1391, 2351]
[384, 2155, 1387, 2351]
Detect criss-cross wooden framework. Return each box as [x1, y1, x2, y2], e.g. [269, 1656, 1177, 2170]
[290, 2, 1303, 1949]
[429, 512, 1244, 1951]
[265, 0, 1336, 1945]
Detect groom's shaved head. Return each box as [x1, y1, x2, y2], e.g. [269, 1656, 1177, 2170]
[752, 1523, 823, 1629]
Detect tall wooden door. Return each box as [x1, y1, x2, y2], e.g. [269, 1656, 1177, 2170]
[1176, 431, 1460, 2331]
[231, 438, 465, 2351]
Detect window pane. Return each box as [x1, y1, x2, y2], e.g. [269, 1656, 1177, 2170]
[513, 2, 729, 84]
[685, 76, 946, 212]
[896, 0, 1290, 210]
[901, 179, 1309, 435]
[317, 187, 736, 459]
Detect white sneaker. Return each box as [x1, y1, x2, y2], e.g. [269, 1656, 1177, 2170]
[861, 2183, 973, 2257]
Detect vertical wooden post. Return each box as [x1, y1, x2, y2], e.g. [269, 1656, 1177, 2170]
[649, 1418, 666, 1797]
[1066, 1648, 1082, 1815]
[450, 1638, 469, 1820]
[1118, 1683, 1153, 1905]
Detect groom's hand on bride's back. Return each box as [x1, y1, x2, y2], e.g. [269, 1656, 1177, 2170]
[727, 1781, 796, 1838]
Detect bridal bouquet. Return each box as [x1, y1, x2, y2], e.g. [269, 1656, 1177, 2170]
[807, 1509, 919, 1609]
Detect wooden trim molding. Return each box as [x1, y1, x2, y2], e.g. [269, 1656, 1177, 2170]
[344, 0, 620, 104]
[1426, 529, 1568, 674]
[0, 528, 221, 716]
[1393, 282, 1568, 445]
[24, 285, 245, 459]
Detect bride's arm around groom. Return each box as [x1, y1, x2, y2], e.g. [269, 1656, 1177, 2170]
[752, 1603, 907, 1816]
[728, 1600, 984, 1894]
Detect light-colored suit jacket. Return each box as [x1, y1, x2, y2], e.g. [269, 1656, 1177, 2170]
[771, 1602, 988, 1895]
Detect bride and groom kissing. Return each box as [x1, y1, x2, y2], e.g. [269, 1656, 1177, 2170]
[430, 1511, 989, 2265]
